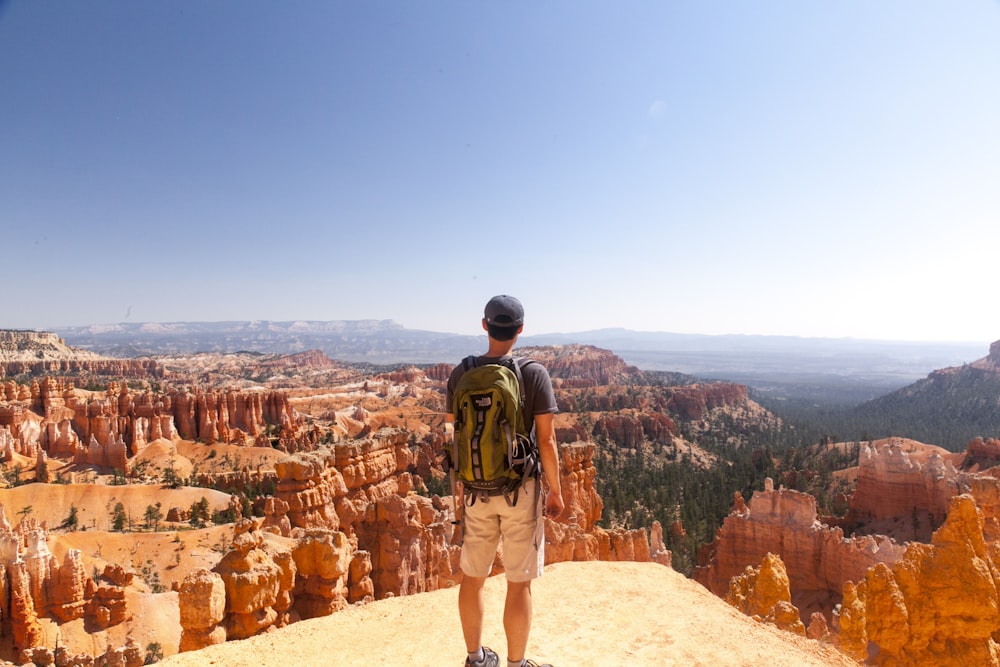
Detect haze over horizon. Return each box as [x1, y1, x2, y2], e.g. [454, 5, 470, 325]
[2, 2, 998, 343]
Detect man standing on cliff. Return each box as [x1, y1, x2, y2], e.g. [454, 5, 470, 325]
[446, 295, 565, 667]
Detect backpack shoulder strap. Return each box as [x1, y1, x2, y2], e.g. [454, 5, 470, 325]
[499, 357, 528, 407]
[461, 355, 479, 372]
[509, 358, 536, 437]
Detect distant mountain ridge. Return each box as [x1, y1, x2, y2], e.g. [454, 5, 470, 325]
[53, 320, 990, 406]
[847, 340, 1000, 450]
[58, 320, 474, 364]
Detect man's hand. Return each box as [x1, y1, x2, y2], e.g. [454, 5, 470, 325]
[544, 488, 565, 520]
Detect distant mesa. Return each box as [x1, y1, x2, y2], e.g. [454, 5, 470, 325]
[0, 330, 163, 380]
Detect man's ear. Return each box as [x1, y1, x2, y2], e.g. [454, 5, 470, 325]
[482, 318, 489, 332]
[517, 324, 524, 335]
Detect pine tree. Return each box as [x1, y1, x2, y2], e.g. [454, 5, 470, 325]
[112, 502, 127, 532]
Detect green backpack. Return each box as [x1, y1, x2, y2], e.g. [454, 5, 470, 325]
[450, 355, 539, 504]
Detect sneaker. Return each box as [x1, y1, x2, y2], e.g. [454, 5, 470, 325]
[522, 661, 553, 667]
[466, 646, 499, 667]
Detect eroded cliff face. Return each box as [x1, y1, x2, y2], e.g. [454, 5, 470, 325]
[848, 438, 962, 538]
[262, 431, 669, 604]
[0, 377, 310, 469]
[963, 437, 1000, 472]
[546, 443, 671, 567]
[520, 344, 645, 388]
[845, 437, 1000, 543]
[694, 479, 906, 620]
[665, 383, 750, 421]
[702, 436, 1000, 663]
[592, 413, 676, 449]
[986, 340, 1000, 366]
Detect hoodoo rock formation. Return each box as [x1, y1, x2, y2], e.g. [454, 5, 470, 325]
[0, 342, 697, 663]
[170, 431, 673, 652]
[848, 437, 963, 538]
[725, 552, 806, 636]
[845, 437, 1000, 543]
[694, 478, 906, 619]
[275, 429, 455, 599]
[178, 569, 227, 651]
[177, 518, 361, 650]
[0, 510, 140, 663]
[0, 377, 310, 470]
[212, 519, 295, 639]
[839, 494, 1000, 666]
[700, 435, 1000, 662]
[267, 430, 670, 603]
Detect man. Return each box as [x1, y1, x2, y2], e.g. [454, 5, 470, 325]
[446, 295, 565, 667]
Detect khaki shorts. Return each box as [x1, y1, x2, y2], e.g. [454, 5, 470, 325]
[460, 479, 544, 583]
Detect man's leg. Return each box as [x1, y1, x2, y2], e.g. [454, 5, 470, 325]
[459, 575, 488, 652]
[498, 480, 543, 664]
[503, 580, 532, 663]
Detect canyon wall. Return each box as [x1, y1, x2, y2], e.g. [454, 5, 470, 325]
[546, 442, 671, 567]
[528, 344, 643, 388]
[694, 479, 906, 619]
[701, 437, 1000, 662]
[847, 437, 1000, 543]
[664, 383, 749, 421]
[848, 438, 963, 532]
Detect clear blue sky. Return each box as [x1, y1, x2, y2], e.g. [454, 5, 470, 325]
[2, 1, 998, 342]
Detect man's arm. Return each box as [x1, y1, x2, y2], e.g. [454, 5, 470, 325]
[443, 413, 465, 522]
[533, 412, 564, 519]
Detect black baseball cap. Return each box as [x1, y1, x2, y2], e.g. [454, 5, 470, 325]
[484, 295, 524, 327]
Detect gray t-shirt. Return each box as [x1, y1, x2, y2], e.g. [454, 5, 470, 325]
[446, 355, 558, 434]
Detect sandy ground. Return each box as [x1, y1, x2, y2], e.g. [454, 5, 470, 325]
[159, 561, 857, 667]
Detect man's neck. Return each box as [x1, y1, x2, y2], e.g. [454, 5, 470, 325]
[486, 339, 516, 357]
